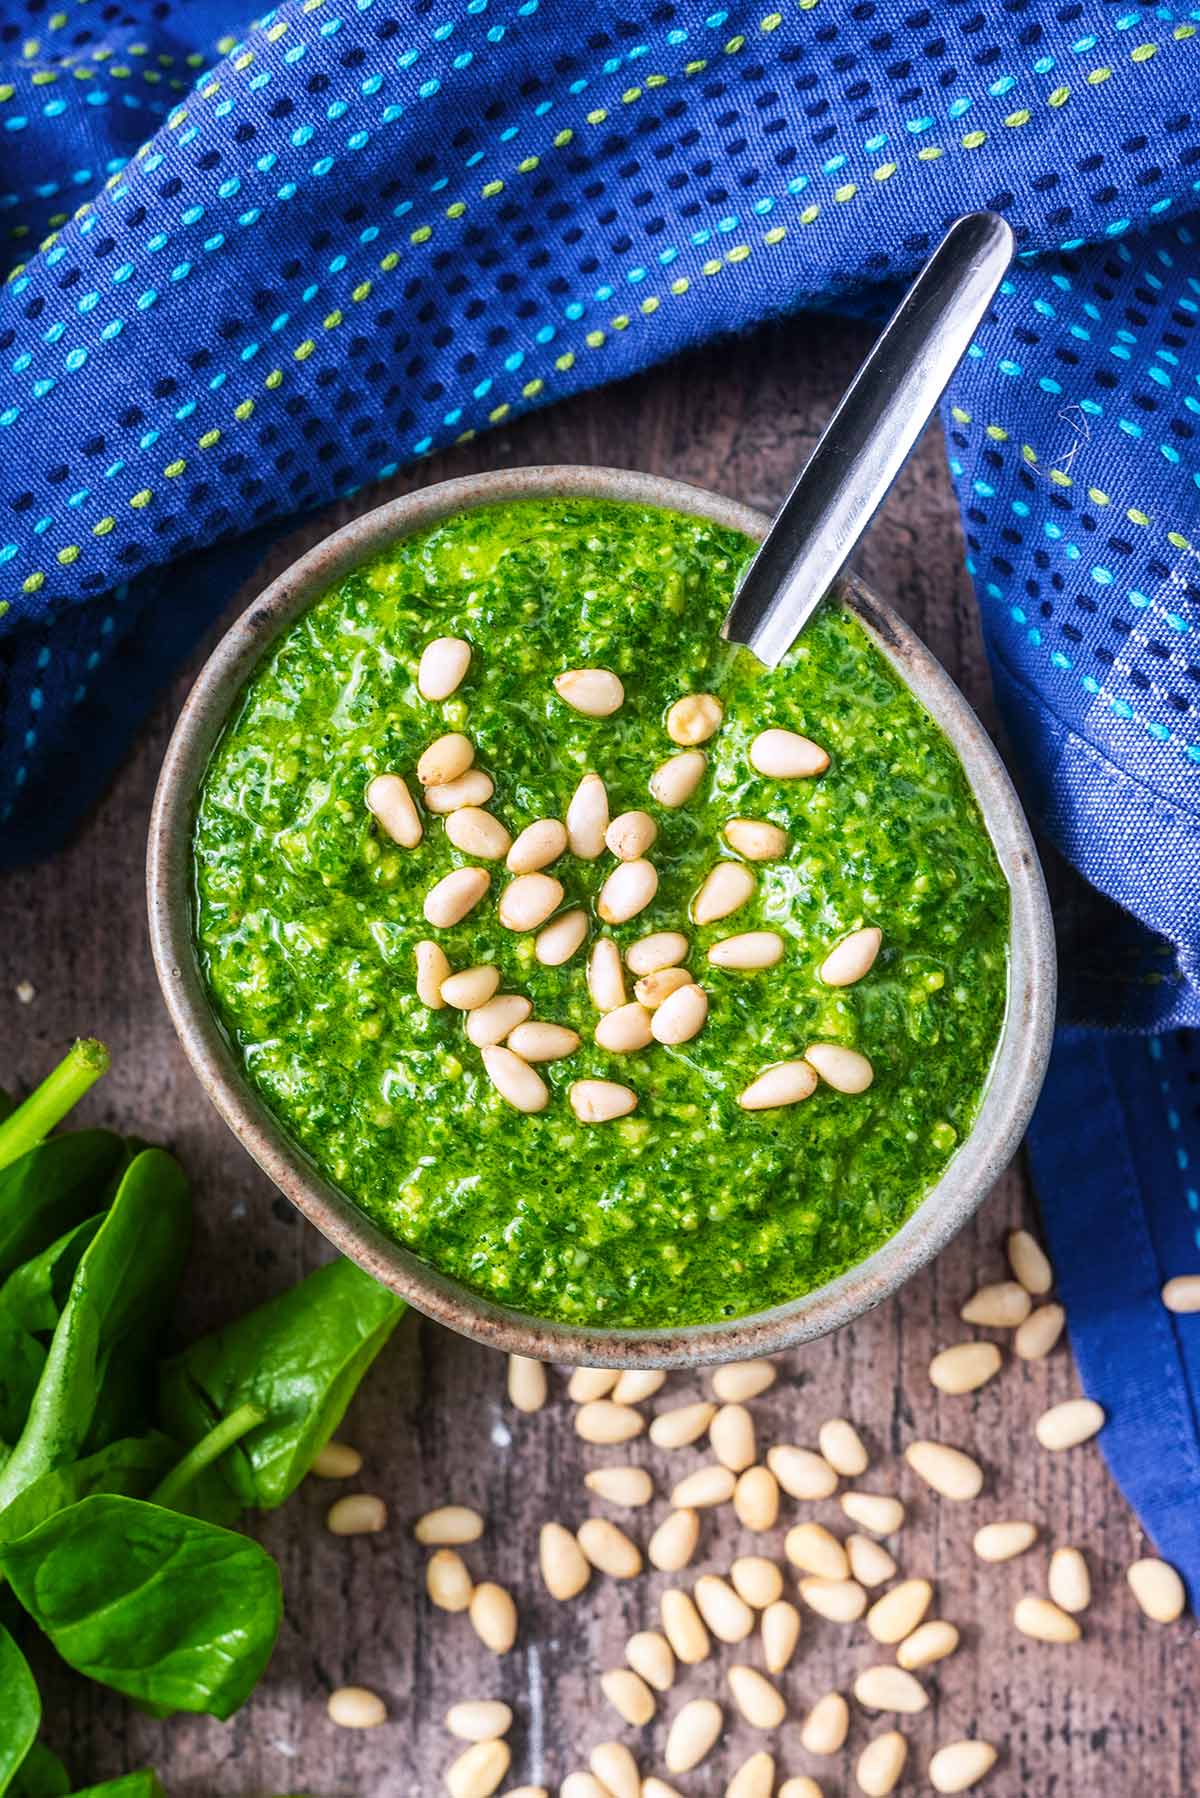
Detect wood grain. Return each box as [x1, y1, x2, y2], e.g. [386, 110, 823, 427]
[2, 316, 1190, 1797]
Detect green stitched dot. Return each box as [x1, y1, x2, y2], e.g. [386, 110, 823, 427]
[379, 252, 399, 271]
[130, 489, 153, 508]
[1130, 41, 1156, 60]
[164, 459, 186, 476]
[518, 157, 539, 173]
[234, 401, 253, 421]
[1004, 109, 1030, 126]
[918, 145, 942, 160]
[555, 352, 575, 370]
[553, 129, 573, 147]
[800, 204, 820, 223]
[522, 378, 543, 398]
[1088, 66, 1111, 83]
[723, 33, 745, 51]
[621, 86, 641, 103]
[410, 224, 432, 243]
[671, 277, 690, 294]
[352, 281, 372, 301]
[1167, 530, 1191, 550]
[488, 403, 509, 423]
[585, 329, 606, 347]
[834, 181, 857, 200]
[962, 130, 987, 148]
[1088, 487, 1109, 505]
[265, 369, 283, 388]
[701, 257, 722, 275]
[92, 516, 115, 536]
[764, 226, 786, 245]
[641, 295, 660, 313]
[293, 340, 315, 361]
[198, 429, 220, 448]
[1127, 508, 1150, 526]
[585, 110, 607, 125]
[1048, 85, 1070, 106]
[873, 162, 896, 180]
[760, 11, 782, 29]
[323, 309, 343, 329]
[56, 545, 79, 565]
[726, 243, 750, 262]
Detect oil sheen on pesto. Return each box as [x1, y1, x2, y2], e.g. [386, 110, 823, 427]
[194, 499, 1009, 1329]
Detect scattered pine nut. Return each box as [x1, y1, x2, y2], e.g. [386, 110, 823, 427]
[711, 1359, 777, 1402]
[441, 964, 502, 1011]
[507, 1021, 580, 1063]
[666, 692, 723, 745]
[1007, 1227, 1053, 1295]
[446, 807, 512, 862]
[896, 1619, 959, 1670]
[577, 1516, 642, 1579]
[723, 818, 788, 861]
[853, 1665, 929, 1713]
[710, 1403, 756, 1472]
[1127, 1557, 1186, 1623]
[366, 773, 423, 848]
[585, 1466, 654, 1507]
[568, 1367, 619, 1403]
[819, 1417, 869, 1477]
[425, 770, 495, 814]
[426, 1549, 474, 1613]
[635, 966, 692, 1009]
[606, 809, 659, 861]
[467, 995, 532, 1048]
[734, 1466, 780, 1533]
[415, 939, 452, 1009]
[560, 1775, 608, 1798]
[928, 1741, 998, 1793]
[554, 668, 625, 717]
[840, 1491, 904, 1536]
[598, 859, 659, 925]
[502, 1790, 549, 1798]
[761, 1599, 801, 1673]
[819, 925, 882, 988]
[904, 1440, 984, 1501]
[539, 1521, 591, 1600]
[672, 1463, 736, 1508]
[665, 1697, 723, 1773]
[805, 1041, 874, 1094]
[738, 1059, 818, 1111]
[612, 1370, 665, 1406]
[726, 1750, 775, 1798]
[651, 980, 709, 1045]
[960, 1281, 1031, 1328]
[590, 1742, 641, 1798]
[480, 1045, 549, 1114]
[506, 1354, 547, 1413]
[692, 861, 756, 926]
[328, 1685, 386, 1728]
[1034, 1398, 1105, 1452]
[929, 1341, 1002, 1395]
[785, 1521, 850, 1580]
[648, 1508, 701, 1573]
[866, 1578, 932, 1645]
[498, 872, 564, 933]
[506, 817, 568, 875]
[779, 1782, 824, 1798]
[856, 1731, 908, 1797]
[750, 728, 829, 778]
[728, 1664, 786, 1729]
[425, 867, 491, 928]
[798, 1578, 868, 1623]
[566, 772, 609, 860]
[626, 1629, 676, 1692]
[661, 1587, 710, 1663]
[469, 1582, 518, 1654]
[417, 731, 474, 788]
[417, 637, 471, 702]
[587, 937, 627, 1012]
[1012, 1595, 1081, 1644]
[310, 1440, 363, 1479]
[847, 1534, 897, 1589]
[570, 1079, 639, 1124]
[447, 1742, 512, 1798]
[973, 1520, 1037, 1563]
[326, 1493, 387, 1536]
[695, 1573, 755, 1644]
[595, 1000, 654, 1054]
[445, 1700, 513, 1742]
[601, 1667, 656, 1727]
[650, 1400, 716, 1449]
[533, 909, 588, 967]
[1048, 1547, 1091, 1614]
[626, 930, 691, 977]
[650, 749, 706, 808]
[575, 1400, 645, 1444]
[1014, 1302, 1066, 1361]
[707, 931, 785, 970]
[1162, 1274, 1200, 1313]
[730, 1555, 784, 1609]
[644, 1784, 686, 1798]
[800, 1691, 849, 1755]
[766, 1444, 837, 1499]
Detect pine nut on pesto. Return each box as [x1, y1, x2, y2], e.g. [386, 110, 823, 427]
[193, 498, 1008, 1329]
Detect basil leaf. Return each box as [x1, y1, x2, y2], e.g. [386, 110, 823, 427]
[0, 1435, 177, 1550]
[1, 1494, 281, 1721]
[0, 1134, 123, 1284]
[0, 1622, 40, 1797]
[62, 1778, 165, 1798]
[8, 1744, 70, 1797]
[159, 1259, 402, 1510]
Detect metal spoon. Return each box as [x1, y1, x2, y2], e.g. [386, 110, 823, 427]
[722, 210, 1015, 667]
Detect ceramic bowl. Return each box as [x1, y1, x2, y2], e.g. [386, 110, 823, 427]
[147, 465, 1056, 1368]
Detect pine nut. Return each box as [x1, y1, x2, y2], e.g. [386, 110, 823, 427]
[768, 1444, 839, 1500]
[930, 1341, 1002, 1395]
[326, 1493, 387, 1535]
[534, 909, 588, 967]
[587, 937, 628, 1012]
[612, 1368, 666, 1405]
[418, 731, 474, 787]
[666, 692, 723, 745]
[1048, 1547, 1091, 1614]
[707, 931, 784, 970]
[586, 1465, 654, 1507]
[712, 1359, 777, 1402]
[441, 964, 501, 1011]
[665, 1698, 723, 1773]
[800, 1692, 849, 1755]
[598, 859, 659, 924]
[627, 933, 691, 978]
[799, 1577, 867, 1622]
[904, 1440, 984, 1501]
[650, 749, 706, 808]
[741, 1058, 820, 1109]
[328, 1686, 386, 1728]
[469, 1582, 518, 1654]
[734, 1466, 779, 1532]
[575, 1400, 645, 1444]
[929, 1741, 998, 1793]
[818, 926, 882, 988]
[426, 1549, 474, 1612]
[1007, 1227, 1053, 1294]
[445, 1700, 513, 1742]
[650, 1400, 716, 1448]
[607, 809, 658, 860]
[595, 1001, 654, 1053]
[1014, 1302, 1065, 1360]
[848, 1534, 897, 1588]
[820, 1417, 869, 1476]
[636, 966, 692, 1008]
[726, 1750, 775, 1798]
[693, 862, 755, 925]
[896, 1619, 959, 1669]
[1036, 1397, 1106, 1451]
[661, 1587, 710, 1663]
[480, 1046, 549, 1114]
[1127, 1556, 1186, 1622]
[785, 1521, 849, 1580]
[1163, 1273, 1200, 1313]
[644, 1784, 685, 1798]
[468, 995, 532, 1047]
[779, 1783, 823, 1798]
[649, 1508, 701, 1572]
[627, 1629, 675, 1691]
[570, 1079, 638, 1124]
[310, 1440, 363, 1479]
[366, 773, 423, 848]
[973, 1520, 1037, 1563]
[577, 1516, 642, 1579]
[723, 818, 788, 861]
[446, 807, 512, 861]
[425, 769, 495, 813]
[425, 867, 491, 927]
[569, 1367, 619, 1402]
[498, 872, 563, 932]
[856, 1732, 908, 1797]
[853, 1666, 928, 1713]
[805, 1042, 873, 1094]
[566, 771, 609, 859]
[960, 1281, 1031, 1328]
[447, 1742, 511, 1798]
[651, 981, 708, 1045]
[761, 1599, 801, 1673]
[710, 1403, 756, 1472]
[750, 728, 829, 778]
[866, 1578, 932, 1644]
[506, 817, 567, 874]
[695, 1573, 755, 1644]
[507, 1353, 547, 1412]
[601, 1668, 656, 1727]
[415, 939, 452, 1008]
[728, 1664, 785, 1730]
[590, 1743, 640, 1798]
[555, 667, 625, 717]
[539, 1521, 591, 1600]
[560, 1776, 607, 1798]
[840, 1491, 904, 1536]
[503, 1790, 550, 1798]
[1013, 1595, 1080, 1643]
[507, 1021, 580, 1062]
[417, 636, 471, 702]
[730, 1555, 783, 1609]
[672, 1464, 736, 1508]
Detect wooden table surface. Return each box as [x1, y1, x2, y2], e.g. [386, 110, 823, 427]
[4, 316, 1191, 1798]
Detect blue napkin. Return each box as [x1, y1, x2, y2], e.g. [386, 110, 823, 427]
[1, 0, 1197, 1589]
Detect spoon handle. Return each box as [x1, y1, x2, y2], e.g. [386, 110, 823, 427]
[721, 210, 1015, 668]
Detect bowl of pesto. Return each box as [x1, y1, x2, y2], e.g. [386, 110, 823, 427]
[148, 466, 1054, 1367]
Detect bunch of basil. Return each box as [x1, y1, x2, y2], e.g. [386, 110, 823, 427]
[0, 1041, 405, 1795]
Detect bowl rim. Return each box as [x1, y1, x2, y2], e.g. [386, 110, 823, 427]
[147, 463, 1056, 1368]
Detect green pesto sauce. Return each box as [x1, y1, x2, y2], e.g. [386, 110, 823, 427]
[194, 498, 1009, 1328]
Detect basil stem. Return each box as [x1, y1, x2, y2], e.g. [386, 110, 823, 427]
[150, 1402, 266, 1512]
[0, 1041, 110, 1175]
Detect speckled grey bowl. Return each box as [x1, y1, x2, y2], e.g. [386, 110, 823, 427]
[147, 465, 1055, 1368]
